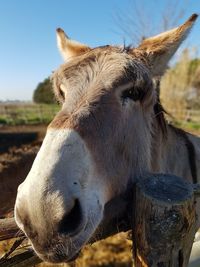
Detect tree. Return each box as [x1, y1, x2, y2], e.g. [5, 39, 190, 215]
[33, 78, 55, 104]
[114, 0, 188, 45]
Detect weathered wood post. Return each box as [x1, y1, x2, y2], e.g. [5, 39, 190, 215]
[132, 174, 200, 267]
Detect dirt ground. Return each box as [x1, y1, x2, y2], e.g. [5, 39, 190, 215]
[0, 125, 199, 267]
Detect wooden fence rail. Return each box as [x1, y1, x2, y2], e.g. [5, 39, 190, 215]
[0, 218, 24, 241]
[0, 174, 200, 267]
[0, 218, 41, 267]
[169, 109, 200, 123]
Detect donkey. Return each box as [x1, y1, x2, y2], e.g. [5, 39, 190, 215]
[14, 14, 200, 263]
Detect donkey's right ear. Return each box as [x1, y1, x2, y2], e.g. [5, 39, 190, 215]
[136, 14, 198, 76]
[56, 28, 91, 61]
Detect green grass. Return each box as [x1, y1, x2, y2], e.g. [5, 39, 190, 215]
[0, 104, 60, 125]
[173, 121, 200, 131]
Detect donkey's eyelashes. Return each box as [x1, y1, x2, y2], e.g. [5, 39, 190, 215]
[121, 87, 144, 102]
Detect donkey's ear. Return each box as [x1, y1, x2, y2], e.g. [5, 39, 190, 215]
[56, 28, 91, 61]
[137, 14, 198, 76]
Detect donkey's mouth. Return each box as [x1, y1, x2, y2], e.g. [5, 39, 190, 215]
[42, 250, 81, 264]
[32, 206, 104, 263]
[33, 240, 82, 264]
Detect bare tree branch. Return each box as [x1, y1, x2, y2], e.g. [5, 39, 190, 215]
[113, 0, 189, 45]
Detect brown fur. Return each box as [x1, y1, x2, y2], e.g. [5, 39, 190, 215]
[51, 46, 156, 198]
[169, 125, 197, 183]
[51, 15, 199, 190]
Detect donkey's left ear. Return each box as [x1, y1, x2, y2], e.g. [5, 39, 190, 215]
[137, 14, 198, 76]
[56, 28, 91, 61]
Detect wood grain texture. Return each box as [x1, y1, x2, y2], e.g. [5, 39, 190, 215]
[132, 174, 197, 267]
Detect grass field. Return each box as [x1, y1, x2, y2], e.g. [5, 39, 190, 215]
[175, 121, 200, 131]
[0, 104, 60, 125]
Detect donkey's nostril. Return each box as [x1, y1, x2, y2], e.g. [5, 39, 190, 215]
[58, 199, 82, 236]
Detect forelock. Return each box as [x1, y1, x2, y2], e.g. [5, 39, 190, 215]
[52, 45, 152, 105]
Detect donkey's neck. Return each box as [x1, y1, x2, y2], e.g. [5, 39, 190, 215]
[150, 121, 200, 184]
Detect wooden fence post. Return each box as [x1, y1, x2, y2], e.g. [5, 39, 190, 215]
[132, 173, 199, 267]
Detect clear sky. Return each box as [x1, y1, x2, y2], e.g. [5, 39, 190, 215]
[0, 0, 199, 101]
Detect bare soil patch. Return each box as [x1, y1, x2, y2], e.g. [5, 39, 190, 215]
[0, 125, 46, 217]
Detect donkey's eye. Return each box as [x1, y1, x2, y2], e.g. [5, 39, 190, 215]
[121, 88, 143, 102]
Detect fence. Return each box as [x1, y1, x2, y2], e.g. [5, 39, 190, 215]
[168, 109, 200, 124]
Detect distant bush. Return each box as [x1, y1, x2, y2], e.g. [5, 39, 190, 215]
[33, 78, 55, 104]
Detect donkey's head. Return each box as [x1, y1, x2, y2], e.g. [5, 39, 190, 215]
[15, 15, 197, 263]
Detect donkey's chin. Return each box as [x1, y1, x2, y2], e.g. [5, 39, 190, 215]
[35, 248, 81, 264]
[32, 207, 104, 263]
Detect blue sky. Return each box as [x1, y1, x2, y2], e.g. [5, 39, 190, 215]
[0, 0, 199, 101]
